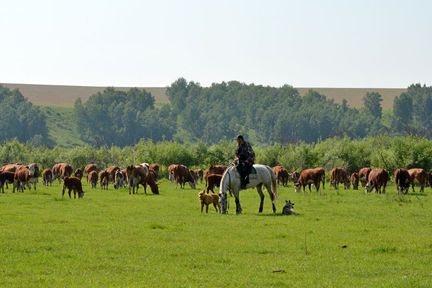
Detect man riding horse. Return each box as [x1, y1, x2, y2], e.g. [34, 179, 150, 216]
[235, 135, 255, 189]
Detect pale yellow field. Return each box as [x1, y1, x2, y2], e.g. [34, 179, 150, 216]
[1, 83, 405, 109]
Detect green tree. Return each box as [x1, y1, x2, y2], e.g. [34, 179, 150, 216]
[363, 92, 383, 119]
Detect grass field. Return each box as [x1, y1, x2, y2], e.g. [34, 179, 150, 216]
[40, 106, 85, 147]
[1, 179, 431, 287]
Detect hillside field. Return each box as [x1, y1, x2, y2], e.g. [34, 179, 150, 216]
[0, 179, 431, 287]
[3, 83, 405, 109]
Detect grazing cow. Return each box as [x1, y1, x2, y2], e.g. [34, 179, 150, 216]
[42, 168, 53, 186]
[52, 163, 73, 183]
[126, 165, 159, 195]
[106, 166, 120, 183]
[204, 165, 228, 185]
[62, 177, 84, 198]
[407, 168, 427, 193]
[14, 166, 30, 193]
[27, 163, 40, 190]
[198, 191, 220, 213]
[330, 168, 350, 190]
[0, 163, 22, 188]
[290, 171, 300, 183]
[206, 173, 222, 193]
[272, 165, 289, 186]
[149, 163, 159, 179]
[359, 167, 371, 187]
[193, 169, 204, 183]
[0, 171, 15, 193]
[394, 168, 410, 194]
[114, 169, 126, 189]
[365, 168, 389, 194]
[88, 171, 98, 189]
[351, 172, 359, 190]
[294, 168, 326, 193]
[167, 164, 177, 182]
[85, 163, 98, 182]
[173, 165, 196, 189]
[74, 168, 83, 180]
[99, 170, 110, 190]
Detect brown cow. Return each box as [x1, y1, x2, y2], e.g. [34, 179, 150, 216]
[74, 168, 83, 180]
[365, 168, 389, 194]
[149, 163, 159, 179]
[106, 166, 120, 182]
[359, 167, 371, 187]
[408, 168, 427, 193]
[0, 163, 22, 189]
[206, 173, 222, 193]
[167, 164, 177, 182]
[272, 165, 289, 186]
[351, 172, 359, 190]
[62, 177, 84, 198]
[99, 170, 110, 190]
[294, 168, 326, 193]
[173, 165, 196, 189]
[52, 163, 73, 183]
[42, 168, 53, 186]
[193, 169, 204, 183]
[0, 171, 15, 193]
[85, 163, 98, 182]
[330, 168, 350, 190]
[204, 165, 228, 185]
[88, 170, 98, 189]
[126, 165, 159, 194]
[14, 166, 30, 193]
[394, 168, 410, 194]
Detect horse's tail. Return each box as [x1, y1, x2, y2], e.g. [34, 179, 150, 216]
[268, 166, 278, 202]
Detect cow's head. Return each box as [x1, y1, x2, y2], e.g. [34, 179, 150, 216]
[365, 183, 373, 193]
[294, 182, 301, 193]
[28, 164, 36, 177]
[78, 190, 85, 198]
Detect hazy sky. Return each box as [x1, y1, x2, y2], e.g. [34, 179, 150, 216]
[1, 0, 431, 87]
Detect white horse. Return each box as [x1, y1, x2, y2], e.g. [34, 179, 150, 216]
[219, 164, 278, 214]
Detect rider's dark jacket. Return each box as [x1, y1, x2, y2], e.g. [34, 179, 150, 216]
[235, 141, 255, 163]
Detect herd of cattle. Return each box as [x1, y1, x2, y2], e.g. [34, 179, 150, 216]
[0, 161, 430, 198]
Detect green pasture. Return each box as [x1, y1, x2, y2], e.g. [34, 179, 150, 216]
[1, 180, 432, 287]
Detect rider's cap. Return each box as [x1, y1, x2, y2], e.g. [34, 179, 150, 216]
[236, 135, 244, 140]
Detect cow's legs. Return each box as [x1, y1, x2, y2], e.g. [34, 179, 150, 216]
[68, 188, 72, 198]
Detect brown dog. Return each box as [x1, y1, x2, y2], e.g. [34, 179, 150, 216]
[198, 191, 220, 213]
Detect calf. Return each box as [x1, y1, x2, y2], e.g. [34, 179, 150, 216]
[359, 167, 371, 187]
[198, 191, 220, 213]
[330, 168, 350, 190]
[206, 173, 222, 193]
[42, 169, 53, 186]
[88, 171, 98, 189]
[62, 177, 85, 198]
[394, 168, 410, 194]
[351, 172, 359, 190]
[365, 168, 389, 194]
[99, 170, 109, 190]
[74, 168, 83, 180]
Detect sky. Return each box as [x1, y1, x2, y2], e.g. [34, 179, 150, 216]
[1, 0, 431, 88]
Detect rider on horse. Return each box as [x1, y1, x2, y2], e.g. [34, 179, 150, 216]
[235, 135, 255, 189]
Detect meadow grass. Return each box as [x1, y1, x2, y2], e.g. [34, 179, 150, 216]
[1, 180, 432, 287]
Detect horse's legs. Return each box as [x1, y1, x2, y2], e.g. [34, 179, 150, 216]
[235, 197, 242, 214]
[256, 184, 264, 213]
[264, 183, 276, 214]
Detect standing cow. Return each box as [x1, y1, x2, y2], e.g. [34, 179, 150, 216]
[294, 168, 326, 193]
[330, 168, 350, 190]
[365, 168, 389, 194]
[351, 172, 359, 190]
[408, 168, 427, 193]
[272, 165, 289, 186]
[394, 168, 410, 194]
[359, 167, 371, 188]
[42, 168, 53, 186]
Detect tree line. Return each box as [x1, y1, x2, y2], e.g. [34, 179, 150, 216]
[74, 79, 432, 147]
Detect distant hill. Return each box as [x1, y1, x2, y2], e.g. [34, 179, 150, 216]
[1, 83, 405, 109]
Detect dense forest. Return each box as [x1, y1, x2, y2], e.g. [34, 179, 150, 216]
[0, 85, 50, 146]
[74, 79, 432, 147]
[1, 81, 432, 148]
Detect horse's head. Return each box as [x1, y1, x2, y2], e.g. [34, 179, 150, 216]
[219, 192, 228, 214]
